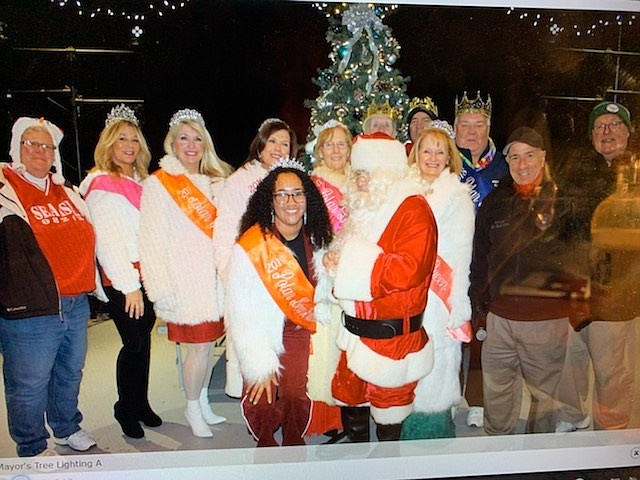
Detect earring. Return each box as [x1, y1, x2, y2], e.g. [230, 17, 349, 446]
[271, 210, 275, 224]
[303, 212, 307, 225]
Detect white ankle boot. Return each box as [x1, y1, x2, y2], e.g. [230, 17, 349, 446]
[185, 400, 213, 438]
[199, 388, 226, 425]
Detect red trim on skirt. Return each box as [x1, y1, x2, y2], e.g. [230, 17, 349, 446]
[168, 319, 225, 343]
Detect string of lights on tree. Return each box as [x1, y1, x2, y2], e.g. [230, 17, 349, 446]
[304, 3, 410, 150]
[311, 2, 398, 19]
[50, 0, 191, 38]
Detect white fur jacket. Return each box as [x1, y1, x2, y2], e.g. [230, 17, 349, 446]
[225, 236, 325, 385]
[79, 171, 142, 295]
[212, 159, 267, 283]
[139, 155, 225, 325]
[410, 165, 475, 333]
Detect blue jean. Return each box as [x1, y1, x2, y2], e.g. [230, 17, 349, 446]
[0, 294, 90, 456]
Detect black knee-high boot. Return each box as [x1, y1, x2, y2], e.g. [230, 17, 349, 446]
[114, 348, 145, 438]
[136, 346, 161, 427]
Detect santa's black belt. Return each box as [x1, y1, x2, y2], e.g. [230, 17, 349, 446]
[342, 312, 424, 339]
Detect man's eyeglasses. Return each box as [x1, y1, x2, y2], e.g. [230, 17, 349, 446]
[593, 121, 624, 134]
[21, 140, 57, 151]
[273, 190, 306, 205]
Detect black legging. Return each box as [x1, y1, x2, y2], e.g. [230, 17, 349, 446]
[104, 285, 156, 415]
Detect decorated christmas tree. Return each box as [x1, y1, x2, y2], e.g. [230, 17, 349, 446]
[305, 4, 411, 154]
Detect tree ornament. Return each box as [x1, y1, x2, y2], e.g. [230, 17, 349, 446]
[361, 47, 373, 65]
[334, 105, 349, 120]
[338, 44, 349, 59]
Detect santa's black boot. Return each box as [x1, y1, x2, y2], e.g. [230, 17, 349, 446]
[376, 422, 403, 442]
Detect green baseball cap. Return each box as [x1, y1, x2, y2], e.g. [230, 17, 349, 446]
[588, 101, 631, 138]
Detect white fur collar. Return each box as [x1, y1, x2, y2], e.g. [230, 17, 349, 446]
[409, 165, 471, 217]
[311, 165, 350, 193]
[159, 154, 193, 176]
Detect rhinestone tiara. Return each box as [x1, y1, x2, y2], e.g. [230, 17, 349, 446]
[105, 104, 139, 127]
[169, 109, 205, 130]
[455, 91, 492, 118]
[268, 157, 306, 173]
[259, 117, 284, 131]
[430, 120, 455, 139]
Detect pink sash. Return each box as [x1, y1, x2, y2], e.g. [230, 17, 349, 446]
[431, 255, 472, 343]
[84, 174, 142, 210]
[312, 176, 347, 233]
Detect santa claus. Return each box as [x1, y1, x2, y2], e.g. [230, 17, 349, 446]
[322, 132, 438, 441]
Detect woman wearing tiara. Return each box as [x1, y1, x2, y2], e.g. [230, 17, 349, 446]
[212, 118, 298, 397]
[80, 105, 161, 439]
[306, 120, 351, 439]
[139, 108, 233, 438]
[401, 122, 475, 439]
[225, 160, 332, 446]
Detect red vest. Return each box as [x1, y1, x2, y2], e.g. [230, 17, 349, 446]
[6, 169, 96, 296]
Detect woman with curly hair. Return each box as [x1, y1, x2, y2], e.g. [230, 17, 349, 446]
[80, 105, 160, 439]
[225, 162, 332, 447]
[212, 118, 298, 398]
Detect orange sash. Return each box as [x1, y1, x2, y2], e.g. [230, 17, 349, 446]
[238, 225, 316, 333]
[154, 170, 216, 239]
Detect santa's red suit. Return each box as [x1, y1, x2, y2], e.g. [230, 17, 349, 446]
[329, 133, 438, 427]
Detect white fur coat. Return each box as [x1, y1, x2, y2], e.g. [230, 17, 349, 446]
[410, 166, 475, 413]
[138, 155, 224, 325]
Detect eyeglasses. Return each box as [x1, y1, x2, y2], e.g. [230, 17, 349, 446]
[273, 190, 306, 205]
[21, 140, 57, 151]
[322, 141, 349, 150]
[593, 121, 624, 133]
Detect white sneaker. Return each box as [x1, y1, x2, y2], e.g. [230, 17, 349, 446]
[555, 420, 576, 433]
[53, 430, 96, 451]
[466, 406, 484, 428]
[556, 415, 591, 433]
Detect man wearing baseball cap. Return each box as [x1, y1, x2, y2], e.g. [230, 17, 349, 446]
[589, 101, 631, 166]
[558, 100, 637, 432]
[470, 126, 582, 435]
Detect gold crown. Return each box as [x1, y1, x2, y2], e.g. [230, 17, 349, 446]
[455, 91, 492, 117]
[363, 100, 400, 122]
[408, 97, 438, 118]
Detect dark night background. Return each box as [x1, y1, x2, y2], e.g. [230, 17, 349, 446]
[1, 1, 639, 184]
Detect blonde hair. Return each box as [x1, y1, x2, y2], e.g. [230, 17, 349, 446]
[313, 124, 353, 166]
[164, 119, 233, 178]
[408, 127, 462, 176]
[92, 120, 151, 178]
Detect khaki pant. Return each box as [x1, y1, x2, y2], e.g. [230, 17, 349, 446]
[558, 318, 637, 429]
[482, 313, 568, 435]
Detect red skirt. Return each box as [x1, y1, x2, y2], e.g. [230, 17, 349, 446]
[168, 319, 225, 343]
